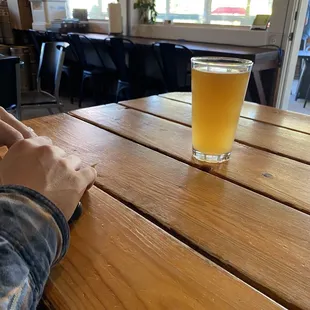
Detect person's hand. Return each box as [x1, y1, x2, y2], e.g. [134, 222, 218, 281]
[0, 136, 97, 220]
[0, 107, 36, 147]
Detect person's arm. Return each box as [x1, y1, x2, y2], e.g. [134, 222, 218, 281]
[0, 186, 69, 309]
[0, 108, 96, 308]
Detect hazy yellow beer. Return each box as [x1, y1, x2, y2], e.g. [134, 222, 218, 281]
[191, 57, 253, 163]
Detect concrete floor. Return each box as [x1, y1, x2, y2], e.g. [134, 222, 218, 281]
[21, 98, 94, 121]
[21, 84, 310, 121]
[288, 80, 310, 115]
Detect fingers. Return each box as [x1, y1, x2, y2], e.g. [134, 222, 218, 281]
[50, 145, 67, 158]
[78, 166, 97, 191]
[0, 107, 37, 139]
[63, 155, 82, 171]
[27, 136, 53, 147]
[0, 120, 24, 148]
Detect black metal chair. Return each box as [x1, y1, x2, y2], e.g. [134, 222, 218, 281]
[67, 34, 108, 107]
[103, 37, 163, 102]
[0, 56, 21, 118]
[299, 45, 310, 108]
[103, 37, 136, 102]
[27, 29, 48, 63]
[152, 42, 193, 92]
[45, 31, 79, 104]
[13, 29, 31, 46]
[20, 42, 69, 119]
[45, 30, 64, 42]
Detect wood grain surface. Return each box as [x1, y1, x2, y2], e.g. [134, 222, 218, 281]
[70, 105, 310, 215]
[45, 187, 282, 310]
[24, 114, 310, 310]
[159, 93, 310, 135]
[120, 96, 310, 164]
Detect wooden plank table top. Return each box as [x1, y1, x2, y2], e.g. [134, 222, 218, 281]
[158, 92, 310, 135]
[19, 115, 284, 310]
[69, 95, 310, 309]
[9, 94, 310, 309]
[71, 104, 310, 215]
[119, 96, 310, 165]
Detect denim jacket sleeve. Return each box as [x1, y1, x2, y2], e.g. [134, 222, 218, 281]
[0, 186, 70, 310]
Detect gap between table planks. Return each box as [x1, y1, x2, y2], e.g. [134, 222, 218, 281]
[0, 127, 281, 310]
[25, 113, 310, 310]
[45, 187, 283, 310]
[70, 104, 310, 216]
[158, 92, 310, 135]
[119, 96, 310, 165]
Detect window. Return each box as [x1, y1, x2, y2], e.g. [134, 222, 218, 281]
[66, 0, 114, 20]
[156, 0, 273, 26]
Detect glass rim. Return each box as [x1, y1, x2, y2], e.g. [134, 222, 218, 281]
[191, 57, 253, 68]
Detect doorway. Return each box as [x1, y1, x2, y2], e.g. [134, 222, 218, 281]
[277, 0, 309, 114]
[289, 0, 310, 114]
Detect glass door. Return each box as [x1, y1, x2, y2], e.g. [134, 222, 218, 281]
[289, 0, 310, 114]
[277, 0, 309, 113]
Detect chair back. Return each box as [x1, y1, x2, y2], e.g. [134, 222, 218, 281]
[104, 37, 136, 82]
[13, 29, 31, 45]
[45, 30, 64, 42]
[67, 34, 105, 69]
[67, 34, 87, 68]
[0, 56, 21, 111]
[37, 42, 69, 101]
[152, 42, 193, 92]
[27, 30, 48, 62]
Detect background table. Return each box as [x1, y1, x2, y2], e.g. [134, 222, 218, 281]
[3, 92, 310, 309]
[85, 33, 279, 106]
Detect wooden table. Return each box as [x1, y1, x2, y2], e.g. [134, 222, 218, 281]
[7, 92, 310, 309]
[84, 33, 279, 106]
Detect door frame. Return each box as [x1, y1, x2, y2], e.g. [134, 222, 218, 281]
[276, 0, 309, 109]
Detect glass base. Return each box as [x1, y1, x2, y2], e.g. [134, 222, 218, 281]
[192, 148, 231, 163]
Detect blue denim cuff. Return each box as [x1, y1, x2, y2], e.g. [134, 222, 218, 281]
[0, 185, 69, 261]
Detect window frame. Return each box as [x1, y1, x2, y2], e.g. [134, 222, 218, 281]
[66, 0, 114, 21]
[129, 0, 290, 47]
[66, 0, 128, 35]
[156, 0, 263, 26]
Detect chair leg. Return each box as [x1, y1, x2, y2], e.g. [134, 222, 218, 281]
[67, 74, 74, 105]
[79, 75, 87, 108]
[68, 72, 75, 105]
[304, 85, 310, 108]
[16, 107, 21, 120]
[116, 81, 131, 103]
[116, 81, 121, 103]
[92, 75, 102, 105]
[58, 106, 64, 113]
[62, 71, 74, 105]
